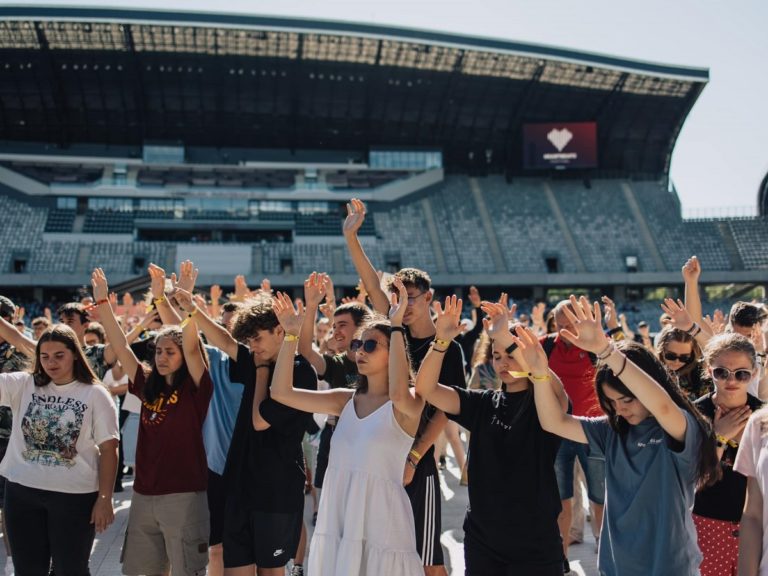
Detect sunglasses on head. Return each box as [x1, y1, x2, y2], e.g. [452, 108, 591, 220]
[711, 367, 753, 383]
[663, 352, 693, 363]
[350, 339, 381, 353]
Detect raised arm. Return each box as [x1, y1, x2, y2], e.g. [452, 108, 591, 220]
[298, 272, 329, 376]
[0, 316, 35, 358]
[91, 268, 140, 379]
[388, 279, 426, 429]
[682, 256, 703, 325]
[342, 198, 389, 314]
[562, 295, 688, 442]
[739, 476, 764, 575]
[660, 298, 713, 347]
[168, 286, 206, 386]
[270, 292, 353, 416]
[414, 296, 463, 415]
[148, 263, 182, 325]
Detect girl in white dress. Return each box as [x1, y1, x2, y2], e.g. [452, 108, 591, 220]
[270, 279, 424, 576]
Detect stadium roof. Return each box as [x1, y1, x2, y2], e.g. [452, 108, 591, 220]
[0, 6, 708, 176]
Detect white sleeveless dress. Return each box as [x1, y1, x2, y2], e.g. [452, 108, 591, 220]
[308, 396, 423, 576]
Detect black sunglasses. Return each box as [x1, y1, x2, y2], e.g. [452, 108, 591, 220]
[350, 339, 381, 353]
[663, 352, 693, 364]
[711, 367, 753, 383]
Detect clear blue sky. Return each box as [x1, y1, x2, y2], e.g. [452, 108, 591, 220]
[10, 0, 768, 212]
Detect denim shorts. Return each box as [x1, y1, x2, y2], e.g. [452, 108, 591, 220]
[553, 438, 605, 504]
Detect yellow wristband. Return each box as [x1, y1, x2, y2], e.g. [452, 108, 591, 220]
[153, 296, 166, 305]
[179, 307, 199, 328]
[284, 333, 299, 342]
[409, 448, 421, 462]
[529, 373, 550, 383]
[434, 338, 450, 348]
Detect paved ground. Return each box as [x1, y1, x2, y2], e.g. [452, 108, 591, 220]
[0, 457, 599, 575]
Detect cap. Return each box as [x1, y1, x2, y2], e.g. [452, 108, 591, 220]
[637, 321, 648, 328]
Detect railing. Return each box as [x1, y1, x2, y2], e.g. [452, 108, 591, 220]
[682, 205, 760, 220]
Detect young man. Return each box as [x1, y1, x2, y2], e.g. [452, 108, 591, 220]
[298, 272, 371, 503]
[57, 302, 116, 379]
[178, 294, 316, 576]
[343, 199, 465, 575]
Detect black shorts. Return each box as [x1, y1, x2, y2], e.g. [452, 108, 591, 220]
[313, 423, 335, 489]
[222, 507, 302, 569]
[464, 533, 563, 576]
[405, 449, 444, 566]
[207, 468, 227, 546]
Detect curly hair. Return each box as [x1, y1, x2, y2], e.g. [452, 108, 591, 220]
[231, 299, 279, 343]
[386, 268, 432, 294]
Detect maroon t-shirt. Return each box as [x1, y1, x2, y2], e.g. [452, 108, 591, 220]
[129, 366, 213, 495]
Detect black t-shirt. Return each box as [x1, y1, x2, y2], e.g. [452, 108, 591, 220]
[693, 393, 764, 522]
[448, 387, 562, 565]
[319, 353, 358, 389]
[405, 331, 466, 470]
[223, 344, 317, 513]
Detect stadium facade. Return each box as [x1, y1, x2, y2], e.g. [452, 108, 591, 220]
[0, 6, 766, 302]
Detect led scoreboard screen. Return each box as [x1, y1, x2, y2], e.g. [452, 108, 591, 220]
[523, 122, 598, 169]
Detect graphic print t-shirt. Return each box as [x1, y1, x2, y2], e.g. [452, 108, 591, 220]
[130, 366, 213, 495]
[0, 372, 119, 493]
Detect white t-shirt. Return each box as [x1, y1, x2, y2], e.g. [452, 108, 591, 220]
[102, 368, 141, 413]
[734, 408, 768, 576]
[0, 372, 119, 493]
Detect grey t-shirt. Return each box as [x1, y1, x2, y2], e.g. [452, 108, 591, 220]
[581, 410, 702, 576]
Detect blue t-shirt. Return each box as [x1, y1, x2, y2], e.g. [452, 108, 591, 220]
[581, 410, 702, 576]
[203, 345, 245, 475]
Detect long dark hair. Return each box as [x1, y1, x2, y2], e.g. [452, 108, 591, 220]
[595, 341, 721, 489]
[142, 326, 209, 402]
[34, 325, 98, 386]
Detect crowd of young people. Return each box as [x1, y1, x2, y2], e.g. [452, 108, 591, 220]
[0, 200, 767, 576]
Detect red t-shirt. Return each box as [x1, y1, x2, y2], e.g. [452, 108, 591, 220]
[129, 366, 213, 495]
[544, 336, 603, 418]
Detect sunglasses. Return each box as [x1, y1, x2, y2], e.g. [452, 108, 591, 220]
[350, 339, 383, 353]
[711, 367, 754, 383]
[663, 352, 693, 364]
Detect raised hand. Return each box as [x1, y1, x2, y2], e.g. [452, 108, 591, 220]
[601, 296, 619, 330]
[480, 301, 512, 341]
[210, 284, 222, 305]
[467, 285, 481, 308]
[682, 256, 701, 284]
[108, 292, 118, 308]
[168, 287, 194, 313]
[303, 272, 327, 308]
[751, 324, 766, 354]
[508, 325, 550, 375]
[122, 292, 134, 309]
[343, 198, 366, 236]
[260, 278, 273, 296]
[660, 298, 695, 332]
[558, 295, 607, 354]
[177, 260, 198, 293]
[388, 278, 408, 326]
[233, 275, 250, 301]
[273, 291, 305, 337]
[148, 263, 167, 300]
[139, 309, 160, 329]
[497, 292, 518, 319]
[91, 268, 110, 302]
[531, 302, 546, 326]
[434, 295, 464, 341]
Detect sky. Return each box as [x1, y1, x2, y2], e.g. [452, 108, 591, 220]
[6, 0, 768, 214]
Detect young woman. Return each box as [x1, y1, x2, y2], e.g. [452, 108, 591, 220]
[518, 295, 720, 576]
[269, 279, 424, 576]
[414, 297, 566, 576]
[0, 324, 119, 575]
[692, 333, 761, 575]
[735, 405, 768, 574]
[655, 327, 708, 401]
[91, 267, 213, 576]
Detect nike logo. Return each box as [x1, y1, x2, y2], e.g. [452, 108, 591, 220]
[273, 549, 284, 557]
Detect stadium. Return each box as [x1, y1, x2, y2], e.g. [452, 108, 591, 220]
[0, 5, 766, 317]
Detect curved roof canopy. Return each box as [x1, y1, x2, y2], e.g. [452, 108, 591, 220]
[0, 6, 708, 175]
